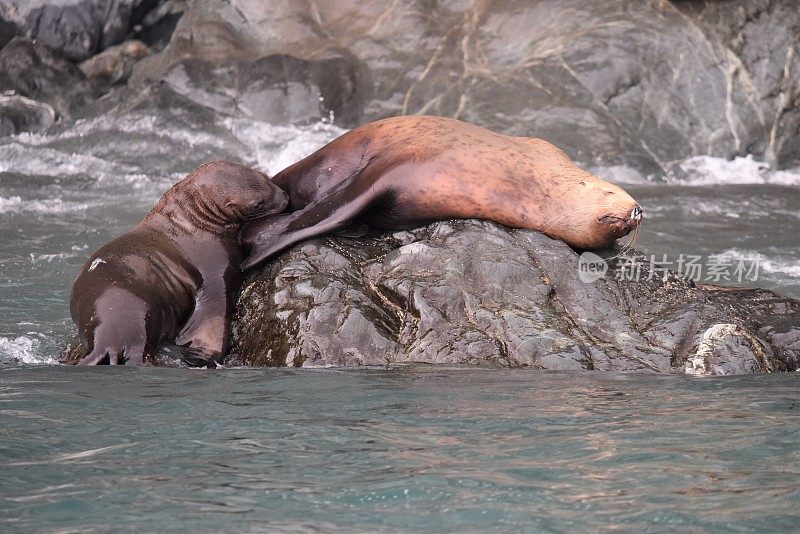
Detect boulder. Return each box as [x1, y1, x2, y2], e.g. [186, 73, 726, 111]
[0, 37, 97, 119]
[61, 220, 800, 374]
[0, 94, 55, 136]
[0, 12, 17, 49]
[79, 39, 149, 87]
[130, 0, 800, 171]
[152, 53, 362, 126]
[0, 0, 161, 61]
[228, 220, 800, 375]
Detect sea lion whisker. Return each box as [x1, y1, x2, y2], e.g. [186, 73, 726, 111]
[540, 202, 619, 233]
[540, 205, 604, 230]
[605, 220, 642, 262]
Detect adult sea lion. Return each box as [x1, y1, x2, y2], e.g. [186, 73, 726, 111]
[68, 161, 288, 366]
[240, 115, 642, 268]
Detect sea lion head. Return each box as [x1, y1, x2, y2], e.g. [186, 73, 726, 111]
[163, 161, 289, 230]
[527, 140, 642, 249]
[543, 177, 642, 250]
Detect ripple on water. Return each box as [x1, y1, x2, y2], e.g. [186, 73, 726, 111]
[0, 369, 797, 531]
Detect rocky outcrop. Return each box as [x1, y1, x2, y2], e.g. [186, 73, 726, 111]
[673, 1, 800, 168]
[4, 1, 796, 168]
[0, 37, 97, 118]
[0, 2, 168, 135]
[0, 0, 160, 61]
[227, 220, 800, 375]
[0, 37, 97, 120]
[129, 0, 800, 172]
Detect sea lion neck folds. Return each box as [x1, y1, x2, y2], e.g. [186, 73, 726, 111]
[241, 115, 642, 269]
[68, 161, 289, 366]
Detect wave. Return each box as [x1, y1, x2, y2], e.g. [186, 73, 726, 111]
[222, 117, 346, 175]
[675, 155, 800, 186]
[0, 143, 140, 178]
[0, 195, 91, 214]
[0, 336, 57, 365]
[718, 248, 800, 279]
[592, 156, 800, 186]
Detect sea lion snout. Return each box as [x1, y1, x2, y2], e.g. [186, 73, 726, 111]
[595, 203, 642, 243]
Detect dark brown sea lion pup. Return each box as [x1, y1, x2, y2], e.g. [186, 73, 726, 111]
[68, 161, 289, 366]
[240, 115, 642, 268]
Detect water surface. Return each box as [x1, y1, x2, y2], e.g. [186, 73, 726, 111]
[1, 368, 798, 531]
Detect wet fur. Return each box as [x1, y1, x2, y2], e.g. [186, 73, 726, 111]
[68, 161, 288, 366]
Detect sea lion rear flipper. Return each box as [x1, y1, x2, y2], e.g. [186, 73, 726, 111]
[76, 346, 143, 365]
[240, 175, 382, 269]
[77, 349, 117, 365]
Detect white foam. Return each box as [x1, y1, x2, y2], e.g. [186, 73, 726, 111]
[0, 195, 91, 214]
[0, 336, 57, 365]
[0, 143, 139, 178]
[718, 248, 800, 278]
[0, 195, 22, 211]
[265, 124, 347, 175]
[676, 155, 800, 186]
[222, 117, 346, 175]
[13, 114, 232, 152]
[589, 165, 647, 185]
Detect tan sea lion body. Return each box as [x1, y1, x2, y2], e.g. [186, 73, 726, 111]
[241, 116, 641, 268]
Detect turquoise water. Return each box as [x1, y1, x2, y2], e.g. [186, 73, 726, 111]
[1, 367, 798, 531]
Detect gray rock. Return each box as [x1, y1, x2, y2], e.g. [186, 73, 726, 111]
[672, 0, 800, 169]
[133, 50, 364, 126]
[228, 220, 800, 374]
[0, 37, 97, 119]
[0, 12, 17, 49]
[0, 0, 159, 61]
[79, 39, 149, 87]
[129, 0, 183, 51]
[61, 220, 800, 374]
[0, 94, 55, 136]
[131, 0, 800, 171]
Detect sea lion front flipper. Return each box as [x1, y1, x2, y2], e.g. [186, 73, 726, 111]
[174, 273, 238, 368]
[240, 174, 382, 269]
